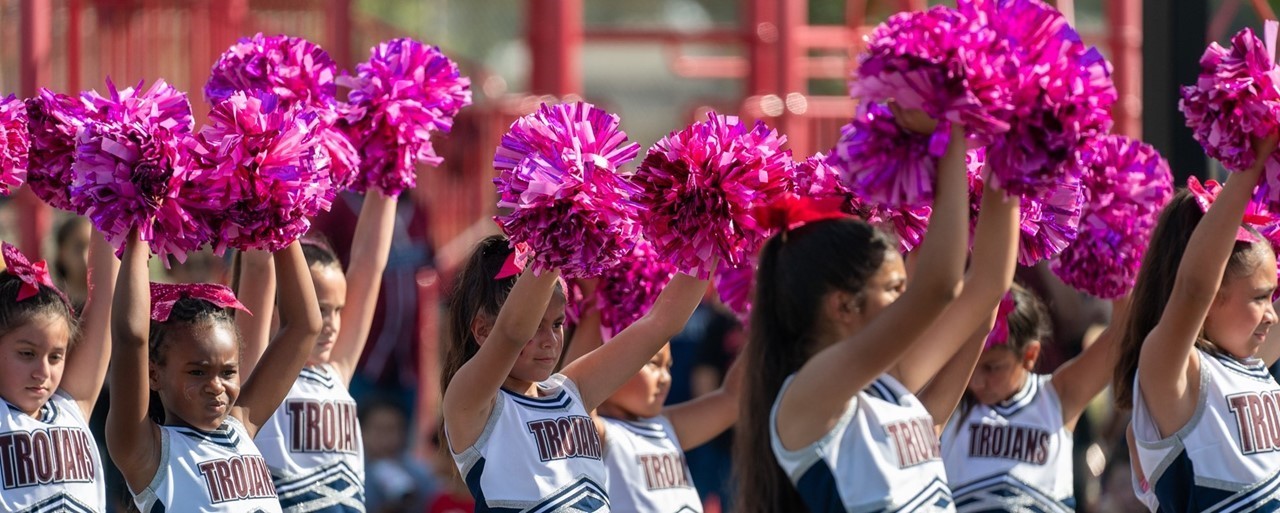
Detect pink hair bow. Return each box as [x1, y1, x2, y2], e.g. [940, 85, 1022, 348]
[984, 291, 1017, 350]
[1187, 176, 1280, 243]
[2, 242, 68, 305]
[150, 283, 249, 322]
[495, 241, 532, 280]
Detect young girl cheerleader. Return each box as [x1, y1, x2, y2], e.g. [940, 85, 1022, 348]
[236, 191, 398, 512]
[441, 235, 709, 511]
[734, 108, 1022, 512]
[107, 231, 322, 512]
[1113, 137, 1280, 512]
[0, 233, 115, 512]
[563, 278, 744, 513]
[940, 285, 1128, 512]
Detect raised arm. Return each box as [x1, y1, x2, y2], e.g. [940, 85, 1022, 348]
[917, 313, 999, 432]
[562, 272, 708, 411]
[895, 179, 1022, 393]
[1139, 137, 1276, 437]
[664, 344, 743, 450]
[774, 117, 969, 449]
[232, 250, 274, 380]
[232, 241, 322, 437]
[561, 279, 602, 367]
[1053, 297, 1129, 430]
[330, 190, 398, 384]
[443, 268, 563, 452]
[107, 231, 161, 492]
[62, 228, 118, 418]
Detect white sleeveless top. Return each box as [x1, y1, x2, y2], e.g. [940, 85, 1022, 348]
[255, 364, 364, 512]
[132, 416, 283, 513]
[0, 391, 105, 512]
[601, 415, 702, 513]
[1133, 348, 1280, 511]
[941, 374, 1075, 512]
[450, 374, 610, 512]
[770, 373, 955, 512]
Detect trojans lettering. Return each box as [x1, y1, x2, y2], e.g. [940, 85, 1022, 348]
[526, 416, 603, 462]
[884, 417, 942, 468]
[638, 452, 692, 490]
[1227, 390, 1280, 455]
[196, 454, 277, 503]
[285, 400, 359, 454]
[0, 428, 97, 489]
[966, 423, 1052, 465]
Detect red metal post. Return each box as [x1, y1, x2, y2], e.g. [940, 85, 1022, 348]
[413, 268, 442, 458]
[527, 0, 583, 96]
[776, 0, 811, 155]
[68, 0, 82, 92]
[1108, 0, 1142, 137]
[746, 0, 778, 95]
[18, 0, 53, 258]
[328, 0, 353, 70]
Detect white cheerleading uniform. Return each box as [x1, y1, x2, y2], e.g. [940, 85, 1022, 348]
[770, 373, 954, 512]
[132, 416, 283, 513]
[0, 391, 104, 513]
[601, 415, 702, 513]
[1133, 348, 1280, 512]
[941, 374, 1074, 512]
[450, 374, 609, 512]
[255, 365, 364, 512]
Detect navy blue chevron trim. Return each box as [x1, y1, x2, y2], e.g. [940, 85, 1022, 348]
[299, 366, 339, 389]
[951, 471, 1073, 513]
[503, 388, 573, 411]
[992, 376, 1040, 418]
[16, 492, 98, 513]
[173, 422, 241, 449]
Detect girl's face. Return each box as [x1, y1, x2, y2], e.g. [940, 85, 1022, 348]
[507, 292, 566, 386]
[1205, 247, 1278, 359]
[150, 322, 241, 430]
[855, 252, 908, 326]
[308, 264, 347, 366]
[0, 313, 70, 417]
[967, 345, 1038, 406]
[603, 344, 673, 420]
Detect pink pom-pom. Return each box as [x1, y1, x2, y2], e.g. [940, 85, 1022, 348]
[793, 153, 852, 200]
[342, 38, 472, 196]
[961, 0, 1116, 196]
[596, 239, 677, 337]
[196, 92, 332, 253]
[830, 103, 948, 207]
[1180, 26, 1280, 172]
[67, 79, 210, 262]
[853, 6, 1009, 139]
[969, 147, 1085, 265]
[205, 33, 338, 109]
[715, 261, 755, 323]
[493, 102, 643, 278]
[26, 90, 89, 211]
[0, 95, 29, 196]
[1050, 136, 1173, 298]
[634, 112, 795, 278]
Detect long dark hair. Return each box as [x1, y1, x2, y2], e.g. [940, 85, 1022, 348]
[1112, 190, 1266, 409]
[441, 235, 520, 395]
[734, 218, 895, 512]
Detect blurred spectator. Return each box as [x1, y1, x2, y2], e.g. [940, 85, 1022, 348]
[362, 398, 438, 513]
[51, 216, 91, 307]
[424, 428, 474, 513]
[677, 299, 744, 511]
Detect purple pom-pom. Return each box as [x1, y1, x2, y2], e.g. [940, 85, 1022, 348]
[196, 91, 332, 253]
[961, 0, 1115, 196]
[853, 6, 1009, 139]
[26, 90, 89, 211]
[1051, 135, 1173, 298]
[633, 112, 795, 278]
[793, 153, 852, 200]
[969, 147, 1085, 265]
[1180, 26, 1280, 172]
[342, 38, 472, 196]
[493, 102, 643, 278]
[715, 261, 755, 323]
[0, 95, 29, 196]
[830, 103, 947, 207]
[67, 79, 210, 261]
[205, 33, 338, 109]
[597, 239, 677, 337]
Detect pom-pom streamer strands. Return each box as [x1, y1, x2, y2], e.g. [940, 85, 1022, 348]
[0, 95, 29, 196]
[493, 101, 643, 278]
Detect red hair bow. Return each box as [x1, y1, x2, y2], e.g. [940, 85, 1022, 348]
[2, 242, 68, 305]
[150, 283, 249, 322]
[984, 291, 1017, 350]
[754, 195, 850, 233]
[1187, 176, 1279, 243]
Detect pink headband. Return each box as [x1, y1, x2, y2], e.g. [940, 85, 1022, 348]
[2, 242, 70, 306]
[150, 282, 249, 322]
[984, 291, 1017, 350]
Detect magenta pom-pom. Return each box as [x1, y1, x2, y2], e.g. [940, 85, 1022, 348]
[830, 103, 947, 207]
[633, 112, 794, 278]
[969, 146, 1084, 265]
[597, 239, 677, 337]
[715, 261, 755, 323]
[26, 90, 89, 211]
[493, 102, 643, 278]
[0, 95, 29, 196]
[342, 38, 472, 196]
[67, 79, 209, 262]
[793, 153, 851, 200]
[196, 91, 331, 253]
[1181, 26, 1280, 172]
[1051, 136, 1173, 298]
[205, 33, 338, 109]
